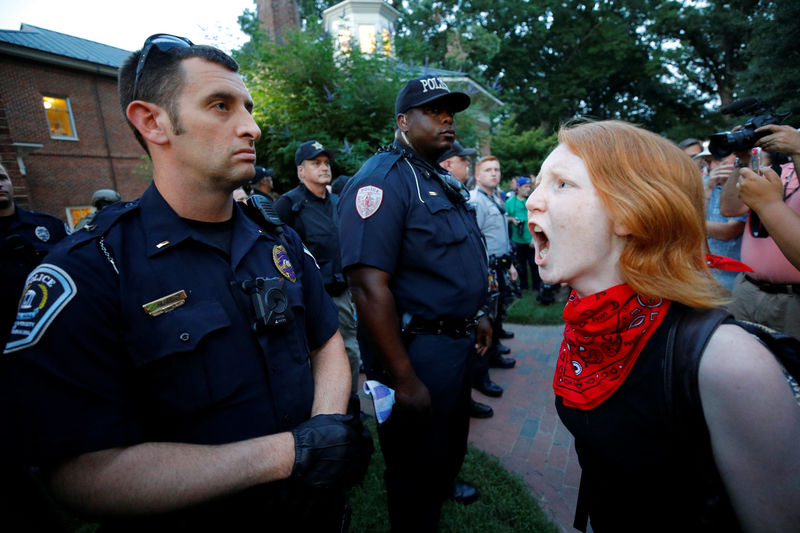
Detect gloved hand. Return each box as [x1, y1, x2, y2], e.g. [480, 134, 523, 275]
[290, 413, 374, 489]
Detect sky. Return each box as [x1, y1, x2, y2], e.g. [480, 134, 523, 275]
[0, 0, 257, 53]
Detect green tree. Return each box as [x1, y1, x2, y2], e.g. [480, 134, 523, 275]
[235, 10, 403, 191]
[490, 119, 557, 178]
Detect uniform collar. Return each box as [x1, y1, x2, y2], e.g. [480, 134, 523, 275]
[139, 183, 267, 268]
[394, 139, 447, 178]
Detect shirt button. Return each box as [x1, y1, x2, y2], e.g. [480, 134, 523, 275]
[179, 332, 190, 342]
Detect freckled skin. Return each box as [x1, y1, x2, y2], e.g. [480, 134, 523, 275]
[525, 144, 627, 297]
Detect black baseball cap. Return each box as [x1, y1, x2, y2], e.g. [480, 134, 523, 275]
[295, 140, 335, 166]
[438, 140, 477, 163]
[249, 166, 274, 184]
[395, 76, 470, 115]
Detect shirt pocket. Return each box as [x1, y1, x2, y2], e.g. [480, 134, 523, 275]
[422, 196, 468, 245]
[126, 300, 234, 416]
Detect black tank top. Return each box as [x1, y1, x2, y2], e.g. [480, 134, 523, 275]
[556, 304, 742, 532]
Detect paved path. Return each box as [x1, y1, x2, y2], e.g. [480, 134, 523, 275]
[468, 324, 581, 533]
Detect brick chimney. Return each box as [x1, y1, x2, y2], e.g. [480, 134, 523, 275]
[256, 0, 301, 40]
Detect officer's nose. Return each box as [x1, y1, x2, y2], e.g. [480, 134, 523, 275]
[240, 111, 261, 141]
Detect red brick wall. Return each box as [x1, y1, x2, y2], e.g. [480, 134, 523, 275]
[0, 55, 150, 223]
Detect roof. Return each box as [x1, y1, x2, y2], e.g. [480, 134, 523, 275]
[0, 23, 130, 70]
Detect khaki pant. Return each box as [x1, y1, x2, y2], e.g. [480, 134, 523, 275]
[728, 274, 800, 340]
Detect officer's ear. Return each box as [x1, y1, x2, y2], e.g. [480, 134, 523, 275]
[126, 101, 171, 147]
[396, 113, 408, 132]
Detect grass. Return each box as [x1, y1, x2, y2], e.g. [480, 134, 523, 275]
[349, 420, 559, 533]
[504, 288, 565, 326]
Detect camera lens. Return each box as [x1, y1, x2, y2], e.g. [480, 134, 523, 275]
[265, 288, 288, 312]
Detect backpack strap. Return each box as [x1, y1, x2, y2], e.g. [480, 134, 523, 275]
[664, 306, 730, 424]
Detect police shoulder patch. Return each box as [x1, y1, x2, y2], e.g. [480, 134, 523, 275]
[355, 185, 384, 219]
[4, 264, 77, 354]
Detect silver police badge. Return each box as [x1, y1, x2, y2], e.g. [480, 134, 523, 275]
[34, 225, 51, 242]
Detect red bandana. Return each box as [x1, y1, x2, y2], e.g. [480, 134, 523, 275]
[705, 253, 753, 272]
[553, 284, 671, 410]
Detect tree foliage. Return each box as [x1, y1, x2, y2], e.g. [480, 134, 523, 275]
[235, 10, 403, 191]
[234, 1, 799, 182]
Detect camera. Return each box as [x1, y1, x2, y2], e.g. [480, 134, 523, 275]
[708, 97, 791, 159]
[240, 277, 294, 331]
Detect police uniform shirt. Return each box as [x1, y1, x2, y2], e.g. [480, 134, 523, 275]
[274, 184, 346, 291]
[338, 141, 488, 320]
[0, 183, 339, 465]
[1, 207, 68, 348]
[469, 188, 511, 258]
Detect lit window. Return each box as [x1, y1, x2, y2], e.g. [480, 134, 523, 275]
[338, 28, 352, 54]
[382, 28, 392, 56]
[359, 24, 376, 54]
[66, 206, 94, 231]
[43, 96, 77, 139]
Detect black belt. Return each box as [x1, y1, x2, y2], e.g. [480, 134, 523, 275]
[744, 274, 800, 295]
[402, 315, 477, 338]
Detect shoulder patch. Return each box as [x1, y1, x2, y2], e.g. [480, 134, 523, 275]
[4, 264, 77, 354]
[34, 226, 51, 242]
[356, 186, 384, 219]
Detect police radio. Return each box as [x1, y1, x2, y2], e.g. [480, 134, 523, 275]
[240, 277, 294, 331]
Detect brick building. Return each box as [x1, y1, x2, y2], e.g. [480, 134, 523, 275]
[0, 24, 150, 229]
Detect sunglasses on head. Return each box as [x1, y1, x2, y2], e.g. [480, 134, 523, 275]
[132, 34, 194, 101]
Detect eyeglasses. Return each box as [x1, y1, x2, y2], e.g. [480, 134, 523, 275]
[131, 34, 194, 101]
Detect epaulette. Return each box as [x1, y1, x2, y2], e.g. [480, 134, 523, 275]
[350, 147, 404, 185]
[64, 199, 140, 250]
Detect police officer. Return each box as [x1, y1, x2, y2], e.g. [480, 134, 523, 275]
[470, 155, 518, 370]
[249, 165, 278, 202]
[275, 141, 361, 395]
[0, 34, 371, 531]
[339, 76, 492, 532]
[73, 188, 122, 231]
[0, 161, 68, 349]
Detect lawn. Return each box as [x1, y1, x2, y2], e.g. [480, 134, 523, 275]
[349, 420, 559, 533]
[504, 288, 566, 325]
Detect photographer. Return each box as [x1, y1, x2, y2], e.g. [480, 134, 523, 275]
[720, 124, 800, 339]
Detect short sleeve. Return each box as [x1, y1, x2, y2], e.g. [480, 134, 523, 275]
[0, 248, 144, 465]
[283, 227, 339, 351]
[338, 170, 407, 275]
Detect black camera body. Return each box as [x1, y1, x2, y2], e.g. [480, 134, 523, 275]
[240, 276, 294, 331]
[708, 97, 791, 158]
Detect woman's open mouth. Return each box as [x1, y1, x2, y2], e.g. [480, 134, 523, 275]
[531, 224, 549, 263]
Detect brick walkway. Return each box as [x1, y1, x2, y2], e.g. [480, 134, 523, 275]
[468, 324, 581, 533]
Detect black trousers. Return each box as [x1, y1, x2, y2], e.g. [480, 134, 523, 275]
[512, 241, 540, 292]
[375, 333, 473, 533]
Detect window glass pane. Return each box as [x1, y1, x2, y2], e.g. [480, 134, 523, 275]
[43, 96, 76, 138]
[359, 24, 376, 54]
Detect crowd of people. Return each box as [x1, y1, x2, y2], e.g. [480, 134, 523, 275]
[1, 33, 798, 533]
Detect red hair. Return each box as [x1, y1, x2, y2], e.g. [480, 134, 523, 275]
[558, 120, 727, 308]
[475, 155, 499, 175]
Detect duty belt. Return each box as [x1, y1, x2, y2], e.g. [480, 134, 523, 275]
[401, 314, 477, 338]
[744, 274, 800, 295]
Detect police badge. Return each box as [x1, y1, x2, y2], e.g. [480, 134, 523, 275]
[356, 185, 383, 219]
[272, 245, 296, 282]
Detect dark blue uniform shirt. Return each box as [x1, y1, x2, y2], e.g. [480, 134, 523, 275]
[1, 183, 338, 465]
[338, 141, 488, 320]
[0, 207, 68, 349]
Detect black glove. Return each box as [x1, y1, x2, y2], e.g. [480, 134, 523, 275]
[290, 413, 374, 489]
